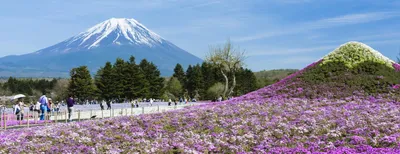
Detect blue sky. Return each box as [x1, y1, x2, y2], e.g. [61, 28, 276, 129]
[0, 0, 400, 71]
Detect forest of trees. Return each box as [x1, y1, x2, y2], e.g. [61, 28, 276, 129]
[0, 39, 273, 104]
[66, 56, 258, 102]
[166, 63, 258, 101]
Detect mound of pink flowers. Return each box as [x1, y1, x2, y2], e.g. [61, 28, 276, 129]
[0, 62, 400, 153]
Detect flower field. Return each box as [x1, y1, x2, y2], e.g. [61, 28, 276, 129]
[0, 94, 399, 153]
[0, 42, 400, 153]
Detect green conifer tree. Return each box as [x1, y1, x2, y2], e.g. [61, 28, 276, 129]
[68, 66, 95, 101]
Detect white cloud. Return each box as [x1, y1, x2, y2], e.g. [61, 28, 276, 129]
[249, 45, 337, 56]
[234, 11, 400, 42]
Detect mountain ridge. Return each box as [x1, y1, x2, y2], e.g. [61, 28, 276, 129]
[0, 18, 202, 77]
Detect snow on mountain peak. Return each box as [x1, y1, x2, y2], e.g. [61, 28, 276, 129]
[68, 18, 163, 49]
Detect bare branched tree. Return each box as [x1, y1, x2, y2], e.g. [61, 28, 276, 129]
[206, 39, 246, 98]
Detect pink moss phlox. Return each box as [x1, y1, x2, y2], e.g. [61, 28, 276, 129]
[393, 63, 400, 72]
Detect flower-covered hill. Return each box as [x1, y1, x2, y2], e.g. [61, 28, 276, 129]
[1, 42, 400, 153]
[1, 97, 400, 153]
[231, 41, 400, 103]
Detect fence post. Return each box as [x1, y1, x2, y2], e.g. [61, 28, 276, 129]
[157, 105, 160, 112]
[19, 112, 22, 125]
[27, 110, 30, 128]
[65, 110, 67, 123]
[101, 110, 104, 119]
[125, 108, 127, 116]
[45, 111, 47, 126]
[142, 107, 144, 114]
[55, 111, 58, 124]
[4, 114, 6, 130]
[131, 107, 133, 115]
[90, 110, 92, 120]
[78, 110, 81, 122]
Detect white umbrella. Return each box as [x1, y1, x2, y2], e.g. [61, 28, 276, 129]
[11, 94, 26, 101]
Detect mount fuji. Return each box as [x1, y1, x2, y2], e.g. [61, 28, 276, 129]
[0, 18, 202, 77]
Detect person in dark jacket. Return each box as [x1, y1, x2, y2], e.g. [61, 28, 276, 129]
[106, 101, 111, 110]
[66, 95, 75, 122]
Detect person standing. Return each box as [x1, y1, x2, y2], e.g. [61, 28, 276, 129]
[39, 93, 48, 120]
[100, 100, 104, 110]
[0, 104, 4, 120]
[150, 98, 153, 107]
[135, 100, 139, 108]
[66, 95, 75, 122]
[106, 101, 111, 110]
[54, 103, 60, 112]
[47, 98, 53, 119]
[168, 99, 172, 106]
[14, 101, 22, 120]
[18, 98, 26, 120]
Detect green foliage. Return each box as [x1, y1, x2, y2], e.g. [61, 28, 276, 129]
[68, 66, 96, 101]
[322, 42, 394, 69]
[94, 56, 164, 101]
[2, 77, 58, 96]
[165, 77, 183, 99]
[125, 56, 147, 100]
[139, 59, 165, 99]
[52, 79, 69, 101]
[95, 62, 115, 101]
[299, 61, 400, 97]
[113, 58, 128, 99]
[206, 39, 246, 97]
[173, 63, 186, 87]
[206, 82, 225, 100]
[234, 68, 258, 96]
[186, 64, 203, 98]
[254, 69, 298, 88]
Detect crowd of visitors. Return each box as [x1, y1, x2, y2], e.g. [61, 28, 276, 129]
[4, 93, 201, 123]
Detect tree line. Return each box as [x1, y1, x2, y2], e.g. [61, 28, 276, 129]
[167, 63, 257, 101]
[0, 40, 260, 104]
[1, 77, 58, 96]
[67, 56, 164, 102]
[67, 40, 258, 102]
[66, 57, 257, 102]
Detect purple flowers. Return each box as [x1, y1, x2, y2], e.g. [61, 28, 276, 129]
[0, 59, 399, 153]
[393, 63, 400, 72]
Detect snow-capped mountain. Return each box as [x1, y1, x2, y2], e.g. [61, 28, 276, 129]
[0, 18, 202, 77]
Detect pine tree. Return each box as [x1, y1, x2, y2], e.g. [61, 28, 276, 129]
[113, 58, 128, 101]
[139, 59, 164, 99]
[186, 64, 203, 98]
[68, 66, 95, 101]
[185, 65, 193, 96]
[95, 62, 115, 102]
[201, 62, 219, 99]
[125, 56, 147, 100]
[173, 63, 186, 87]
[234, 68, 258, 96]
[192, 64, 204, 98]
